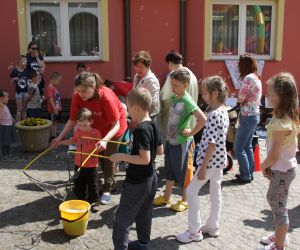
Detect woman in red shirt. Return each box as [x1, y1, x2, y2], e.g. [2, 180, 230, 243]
[53, 72, 127, 204]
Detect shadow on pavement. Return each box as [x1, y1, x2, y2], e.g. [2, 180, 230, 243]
[150, 234, 180, 250]
[0, 196, 61, 228]
[88, 205, 117, 230]
[221, 179, 252, 187]
[152, 206, 177, 219]
[41, 228, 71, 245]
[16, 183, 44, 192]
[243, 205, 300, 232]
[288, 204, 300, 231]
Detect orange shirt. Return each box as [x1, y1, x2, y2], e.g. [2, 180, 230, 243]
[73, 128, 102, 168]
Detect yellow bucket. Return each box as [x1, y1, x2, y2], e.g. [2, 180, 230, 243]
[59, 200, 91, 236]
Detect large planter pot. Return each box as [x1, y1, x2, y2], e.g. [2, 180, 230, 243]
[15, 119, 52, 152]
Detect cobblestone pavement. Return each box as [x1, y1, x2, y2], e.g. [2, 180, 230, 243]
[0, 140, 299, 250]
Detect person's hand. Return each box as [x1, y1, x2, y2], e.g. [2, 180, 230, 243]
[14, 77, 19, 81]
[96, 140, 107, 152]
[181, 128, 192, 137]
[53, 109, 59, 116]
[109, 153, 124, 163]
[197, 166, 206, 180]
[262, 167, 271, 180]
[52, 136, 62, 147]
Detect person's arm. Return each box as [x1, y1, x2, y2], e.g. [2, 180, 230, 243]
[157, 144, 164, 155]
[181, 108, 207, 137]
[36, 57, 46, 74]
[261, 130, 286, 177]
[52, 119, 76, 145]
[110, 149, 151, 165]
[48, 96, 58, 116]
[9, 70, 19, 85]
[237, 77, 249, 104]
[144, 78, 160, 111]
[10, 78, 15, 85]
[96, 121, 120, 151]
[57, 137, 74, 146]
[24, 87, 36, 106]
[197, 143, 216, 180]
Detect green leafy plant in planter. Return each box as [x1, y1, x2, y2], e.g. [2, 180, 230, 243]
[16, 118, 52, 152]
[20, 118, 48, 126]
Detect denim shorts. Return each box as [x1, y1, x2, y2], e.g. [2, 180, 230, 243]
[164, 140, 193, 186]
[15, 92, 27, 100]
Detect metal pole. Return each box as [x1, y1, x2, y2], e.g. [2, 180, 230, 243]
[180, 0, 187, 65]
[124, 0, 132, 81]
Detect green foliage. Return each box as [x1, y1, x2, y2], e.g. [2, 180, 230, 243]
[20, 118, 48, 126]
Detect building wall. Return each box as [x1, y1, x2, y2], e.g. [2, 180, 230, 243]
[1, 0, 126, 98]
[0, 1, 20, 98]
[130, 0, 180, 86]
[1, 1, 300, 99]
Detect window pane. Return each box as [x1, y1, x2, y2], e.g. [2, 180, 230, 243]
[245, 5, 272, 55]
[30, 3, 62, 57]
[212, 4, 239, 55]
[69, 2, 99, 56]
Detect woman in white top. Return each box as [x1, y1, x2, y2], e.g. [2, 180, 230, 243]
[132, 51, 160, 121]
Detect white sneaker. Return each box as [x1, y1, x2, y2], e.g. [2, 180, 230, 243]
[201, 225, 220, 237]
[100, 192, 112, 205]
[257, 242, 284, 250]
[176, 229, 203, 243]
[260, 233, 289, 246]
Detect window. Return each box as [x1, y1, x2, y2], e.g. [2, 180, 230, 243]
[27, 0, 101, 61]
[210, 1, 276, 59]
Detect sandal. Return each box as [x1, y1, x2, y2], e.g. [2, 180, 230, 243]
[153, 195, 170, 206]
[170, 200, 188, 212]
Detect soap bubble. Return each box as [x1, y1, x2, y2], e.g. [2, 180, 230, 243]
[139, 5, 144, 11]
[19, 8, 24, 15]
[164, 22, 169, 27]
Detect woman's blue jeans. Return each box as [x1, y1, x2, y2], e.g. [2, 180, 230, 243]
[233, 114, 260, 181]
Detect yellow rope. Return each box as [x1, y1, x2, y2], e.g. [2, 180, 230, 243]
[67, 151, 110, 159]
[82, 136, 128, 145]
[81, 147, 98, 167]
[23, 146, 54, 170]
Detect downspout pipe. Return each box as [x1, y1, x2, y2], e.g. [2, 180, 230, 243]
[180, 0, 187, 65]
[124, 0, 131, 81]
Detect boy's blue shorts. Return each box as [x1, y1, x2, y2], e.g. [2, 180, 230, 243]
[164, 140, 194, 187]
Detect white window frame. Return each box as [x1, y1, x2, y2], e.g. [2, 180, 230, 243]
[26, 0, 102, 62]
[211, 0, 275, 60]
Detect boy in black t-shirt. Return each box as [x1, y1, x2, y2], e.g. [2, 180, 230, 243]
[110, 88, 163, 250]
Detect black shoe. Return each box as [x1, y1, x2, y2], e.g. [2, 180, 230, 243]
[91, 202, 101, 213]
[232, 178, 251, 184]
[128, 240, 149, 250]
[235, 174, 254, 181]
